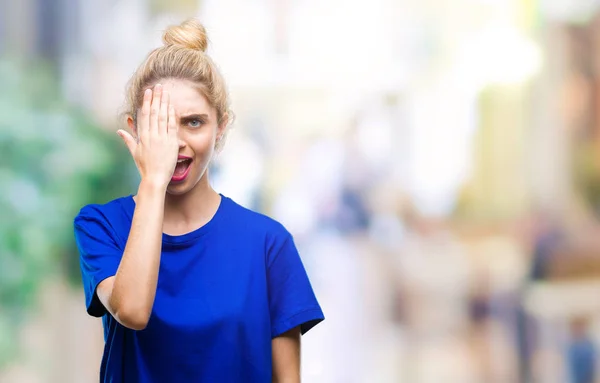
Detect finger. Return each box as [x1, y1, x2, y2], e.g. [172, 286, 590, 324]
[159, 89, 169, 135]
[150, 84, 162, 134]
[117, 129, 137, 157]
[138, 88, 152, 140]
[168, 104, 178, 136]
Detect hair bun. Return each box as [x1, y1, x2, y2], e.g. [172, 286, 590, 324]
[163, 18, 208, 52]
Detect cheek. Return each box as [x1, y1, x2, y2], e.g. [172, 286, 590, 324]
[195, 134, 216, 154]
[181, 130, 215, 150]
[187, 135, 217, 166]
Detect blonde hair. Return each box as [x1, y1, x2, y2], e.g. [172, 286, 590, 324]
[124, 18, 233, 148]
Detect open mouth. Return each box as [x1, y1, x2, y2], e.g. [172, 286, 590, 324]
[172, 158, 192, 181]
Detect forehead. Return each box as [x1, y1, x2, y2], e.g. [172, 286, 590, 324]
[161, 79, 213, 115]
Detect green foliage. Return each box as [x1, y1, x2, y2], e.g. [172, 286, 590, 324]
[0, 58, 136, 367]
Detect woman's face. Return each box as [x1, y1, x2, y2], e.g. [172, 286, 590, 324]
[151, 78, 225, 195]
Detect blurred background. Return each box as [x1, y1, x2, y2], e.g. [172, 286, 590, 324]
[4, 0, 600, 382]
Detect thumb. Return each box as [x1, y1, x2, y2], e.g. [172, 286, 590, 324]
[117, 129, 137, 156]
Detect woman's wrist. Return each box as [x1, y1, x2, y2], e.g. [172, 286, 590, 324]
[138, 178, 169, 196]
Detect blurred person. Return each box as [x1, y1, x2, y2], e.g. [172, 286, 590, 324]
[72, 18, 324, 383]
[567, 316, 597, 383]
[382, 201, 476, 382]
[467, 270, 500, 383]
[271, 133, 369, 381]
[516, 211, 564, 382]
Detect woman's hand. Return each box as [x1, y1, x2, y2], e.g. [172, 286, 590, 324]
[118, 84, 179, 189]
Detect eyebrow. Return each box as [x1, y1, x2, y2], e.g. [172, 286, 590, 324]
[180, 113, 209, 121]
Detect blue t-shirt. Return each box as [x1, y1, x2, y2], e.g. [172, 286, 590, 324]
[73, 194, 324, 382]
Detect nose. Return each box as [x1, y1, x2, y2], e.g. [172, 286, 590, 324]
[177, 132, 187, 149]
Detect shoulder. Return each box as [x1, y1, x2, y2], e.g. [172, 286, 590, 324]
[222, 196, 292, 242]
[76, 196, 130, 220]
[74, 196, 132, 235]
[223, 197, 300, 267]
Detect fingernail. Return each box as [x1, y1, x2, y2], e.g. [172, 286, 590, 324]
[155, 84, 162, 90]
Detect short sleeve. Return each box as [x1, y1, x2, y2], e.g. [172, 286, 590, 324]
[267, 230, 324, 338]
[73, 207, 123, 317]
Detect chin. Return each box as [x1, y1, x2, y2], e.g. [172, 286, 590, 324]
[165, 185, 189, 196]
[166, 169, 207, 196]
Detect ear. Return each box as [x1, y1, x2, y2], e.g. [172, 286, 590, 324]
[217, 113, 229, 139]
[126, 115, 138, 140]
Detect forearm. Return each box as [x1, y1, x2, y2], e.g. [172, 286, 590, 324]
[110, 180, 166, 328]
[272, 327, 301, 383]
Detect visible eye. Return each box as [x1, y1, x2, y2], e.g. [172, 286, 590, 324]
[188, 119, 204, 128]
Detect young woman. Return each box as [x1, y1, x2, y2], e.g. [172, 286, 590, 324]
[73, 18, 324, 382]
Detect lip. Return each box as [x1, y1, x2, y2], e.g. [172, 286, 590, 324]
[171, 157, 193, 183]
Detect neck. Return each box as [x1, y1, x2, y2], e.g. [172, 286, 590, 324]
[163, 171, 221, 233]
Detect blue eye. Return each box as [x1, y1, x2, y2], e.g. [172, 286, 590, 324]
[188, 119, 202, 128]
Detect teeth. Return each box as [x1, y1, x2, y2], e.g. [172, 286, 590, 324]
[177, 159, 188, 163]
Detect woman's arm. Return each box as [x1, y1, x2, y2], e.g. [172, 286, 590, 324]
[96, 180, 166, 330]
[272, 327, 301, 383]
[96, 84, 179, 330]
